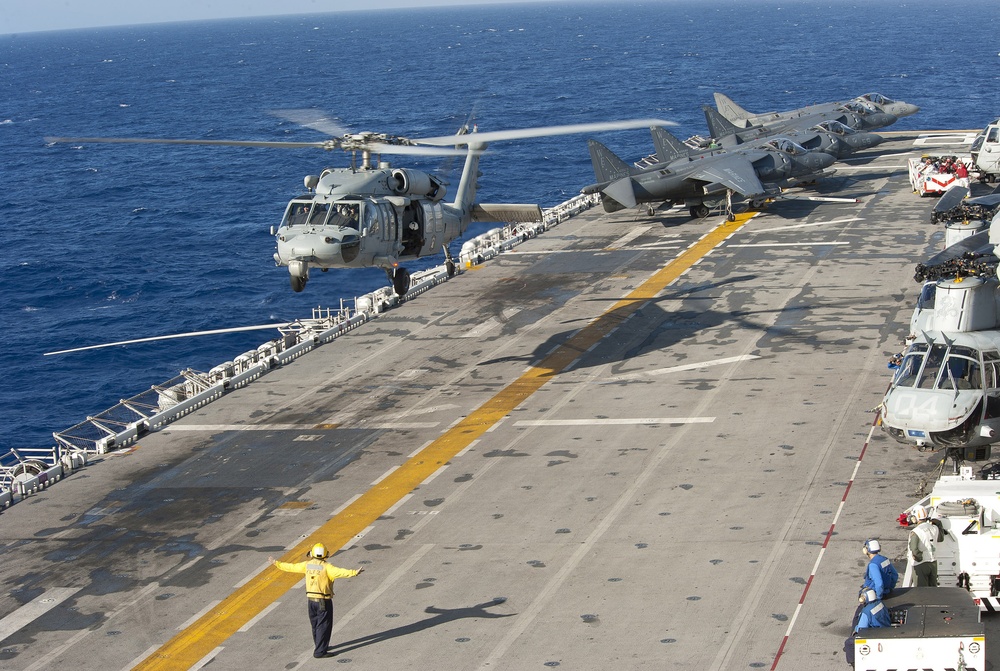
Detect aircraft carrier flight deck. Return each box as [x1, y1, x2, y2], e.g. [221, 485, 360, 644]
[0, 131, 989, 670]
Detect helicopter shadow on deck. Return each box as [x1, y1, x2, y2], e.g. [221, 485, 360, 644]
[327, 598, 513, 656]
[478, 274, 867, 375]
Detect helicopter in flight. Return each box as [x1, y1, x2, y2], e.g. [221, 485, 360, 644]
[47, 114, 671, 294]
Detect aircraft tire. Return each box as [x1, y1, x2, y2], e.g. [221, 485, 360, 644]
[690, 205, 710, 219]
[392, 268, 411, 296]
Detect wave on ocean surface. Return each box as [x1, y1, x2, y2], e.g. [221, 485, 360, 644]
[1, 0, 998, 450]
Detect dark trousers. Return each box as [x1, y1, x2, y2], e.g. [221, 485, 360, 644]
[308, 598, 333, 657]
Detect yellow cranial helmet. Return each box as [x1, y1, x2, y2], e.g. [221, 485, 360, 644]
[310, 543, 329, 559]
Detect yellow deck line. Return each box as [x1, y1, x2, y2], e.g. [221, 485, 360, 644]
[136, 212, 753, 670]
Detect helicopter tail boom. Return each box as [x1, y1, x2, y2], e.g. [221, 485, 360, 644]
[451, 142, 485, 216]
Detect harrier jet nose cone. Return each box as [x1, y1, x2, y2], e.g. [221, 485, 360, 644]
[813, 151, 837, 170]
[845, 132, 884, 151]
[891, 102, 920, 117]
[868, 112, 898, 129]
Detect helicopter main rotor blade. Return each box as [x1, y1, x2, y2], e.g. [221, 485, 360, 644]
[366, 142, 468, 156]
[43, 323, 290, 356]
[45, 136, 338, 150]
[414, 118, 677, 146]
[45, 135, 469, 156]
[270, 109, 351, 137]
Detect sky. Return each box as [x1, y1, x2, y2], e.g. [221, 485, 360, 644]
[0, 0, 558, 36]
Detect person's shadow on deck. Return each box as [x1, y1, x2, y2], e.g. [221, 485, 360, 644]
[328, 598, 513, 656]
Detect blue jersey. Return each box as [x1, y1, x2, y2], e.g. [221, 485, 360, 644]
[855, 600, 891, 633]
[864, 554, 898, 598]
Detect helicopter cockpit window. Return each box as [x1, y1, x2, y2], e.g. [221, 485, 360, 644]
[988, 127, 1000, 144]
[893, 343, 928, 388]
[937, 347, 982, 391]
[330, 203, 360, 229]
[308, 203, 330, 226]
[916, 343, 948, 389]
[284, 201, 313, 227]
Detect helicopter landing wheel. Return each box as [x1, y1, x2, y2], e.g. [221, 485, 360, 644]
[288, 261, 308, 293]
[446, 260, 457, 278]
[391, 267, 411, 296]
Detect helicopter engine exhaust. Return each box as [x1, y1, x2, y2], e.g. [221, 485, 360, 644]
[391, 169, 443, 200]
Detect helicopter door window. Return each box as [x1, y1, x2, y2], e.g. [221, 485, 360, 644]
[917, 282, 936, 310]
[361, 202, 379, 237]
[380, 204, 397, 240]
[985, 352, 1000, 390]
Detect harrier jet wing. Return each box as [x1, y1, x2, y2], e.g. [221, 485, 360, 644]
[688, 153, 768, 198]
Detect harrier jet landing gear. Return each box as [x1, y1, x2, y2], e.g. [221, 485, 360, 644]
[689, 204, 710, 219]
[725, 190, 736, 222]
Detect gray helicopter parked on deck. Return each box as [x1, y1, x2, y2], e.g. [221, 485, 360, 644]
[47, 115, 671, 294]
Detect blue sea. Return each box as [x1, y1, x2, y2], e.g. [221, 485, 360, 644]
[1, 0, 998, 452]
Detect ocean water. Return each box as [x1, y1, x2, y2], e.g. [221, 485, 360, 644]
[1, 0, 998, 451]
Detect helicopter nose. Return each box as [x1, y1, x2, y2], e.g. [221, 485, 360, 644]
[882, 386, 980, 433]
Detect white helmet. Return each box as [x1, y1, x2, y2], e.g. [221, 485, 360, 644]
[861, 588, 878, 604]
[864, 539, 881, 554]
[914, 506, 929, 521]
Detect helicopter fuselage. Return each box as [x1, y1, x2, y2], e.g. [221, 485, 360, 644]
[273, 164, 471, 292]
[882, 277, 1000, 450]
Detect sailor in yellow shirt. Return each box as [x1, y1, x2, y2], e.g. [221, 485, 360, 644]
[270, 543, 364, 658]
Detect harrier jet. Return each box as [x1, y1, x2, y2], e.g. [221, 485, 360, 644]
[582, 126, 835, 219]
[714, 92, 917, 131]
[702, 106, 883, 159]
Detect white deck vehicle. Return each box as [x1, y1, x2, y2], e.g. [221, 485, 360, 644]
[854, 587, 985, 670]
[902, 465, 1000, 612]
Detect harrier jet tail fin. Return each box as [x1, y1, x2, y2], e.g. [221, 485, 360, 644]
[650, 126, 688, 163]
[703, 105, 743, 140]
[713, 92, 754, 125]
[588, 140, 633, 183]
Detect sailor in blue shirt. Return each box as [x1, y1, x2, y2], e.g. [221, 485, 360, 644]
[846, 588, 892, 665]
[855, 588, 891, 633]
[862, 539, 898, 598]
